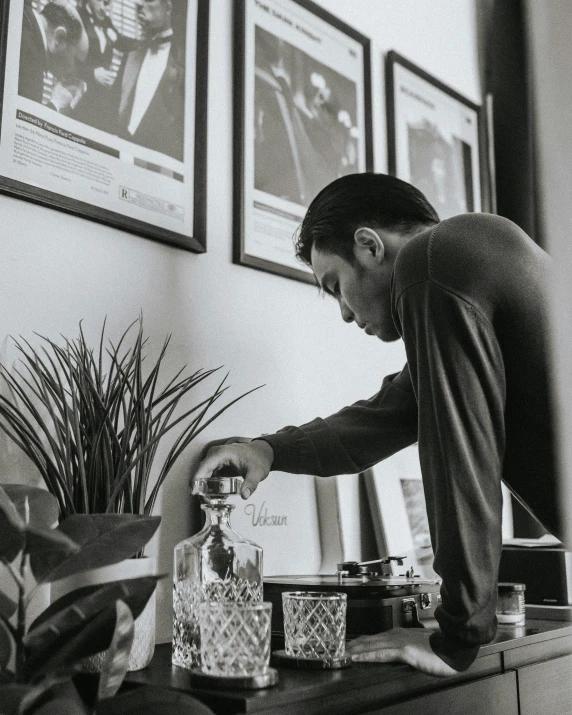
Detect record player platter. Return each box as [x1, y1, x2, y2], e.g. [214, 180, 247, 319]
[263, 560, 442, 642]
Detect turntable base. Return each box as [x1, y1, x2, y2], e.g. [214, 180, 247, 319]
[263, 572, 442, 642]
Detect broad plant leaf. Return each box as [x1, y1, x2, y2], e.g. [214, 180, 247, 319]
[94, 686, 217, 715]
[1, 486, 59, 530]
[97, 600, 134, 701]
[0, 619, 13, 671]
[0, 591, 17, 621]
[0, 684, 36, 715]
[0, 677, 79, 715]
[27, 527, 79, 582]
[32, 696, 90, 715]
[25, 605, 122, 682]
[24, 576, 161, 674]
[0, 486, 25, 563]
[35, 515, 161, 583]
[25, 681, 90, 715]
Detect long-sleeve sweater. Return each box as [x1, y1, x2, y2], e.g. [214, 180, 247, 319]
[262, 213, 559, 672]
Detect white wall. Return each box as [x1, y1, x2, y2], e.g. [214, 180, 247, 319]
[0, 0, 481, 642]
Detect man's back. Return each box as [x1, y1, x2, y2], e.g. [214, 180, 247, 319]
[393, 213, 558, 537]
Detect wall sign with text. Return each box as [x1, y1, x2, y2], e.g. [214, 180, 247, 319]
[0, 0, 209, 252]
[234, 0, 373, 283]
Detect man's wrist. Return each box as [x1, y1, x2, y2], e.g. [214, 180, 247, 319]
[251, 438, 275, 468]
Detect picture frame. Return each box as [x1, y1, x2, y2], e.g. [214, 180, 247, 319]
[0, 0, 209, 252]
[386, 50, 491, 220]
[234, 0, 373, 283]
[363, 445, 438, 580]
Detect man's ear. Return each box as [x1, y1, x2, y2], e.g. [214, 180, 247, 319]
[53, 26, 68, 48]
[354, 227, 385, 263]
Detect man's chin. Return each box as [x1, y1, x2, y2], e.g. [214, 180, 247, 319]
[377, 327, 401, 343]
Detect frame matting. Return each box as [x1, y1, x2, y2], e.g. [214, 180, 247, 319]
[0, 0, 209, 252]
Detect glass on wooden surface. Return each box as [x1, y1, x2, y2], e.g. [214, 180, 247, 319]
[497, 582, 526, 625]
[198, 601, 272, 677]
[282, 591, 347, 660]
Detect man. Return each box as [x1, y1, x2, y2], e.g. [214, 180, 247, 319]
[75, 0, 136, 131]
[19, 0, 88, 113]
[116, 0, 184, 161]
[194, 172, 559, 676]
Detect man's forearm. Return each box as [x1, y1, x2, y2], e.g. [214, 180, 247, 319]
[262, 366, 418, 476]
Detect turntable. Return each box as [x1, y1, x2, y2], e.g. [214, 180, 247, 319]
[264, 557, 442, 647]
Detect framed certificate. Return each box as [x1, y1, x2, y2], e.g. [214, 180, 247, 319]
[0, 0, 209, 252]
[234, 0, 373, 283]
[386, 50, 491, 219]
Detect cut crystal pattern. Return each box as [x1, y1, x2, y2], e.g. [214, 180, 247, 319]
[199, 602, 271, 676]
[283, 593, 347, 660]
[172, 577, 263, 669]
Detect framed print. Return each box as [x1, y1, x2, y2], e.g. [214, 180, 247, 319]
[0, 0, 208, 252]
[363, 445, 438, 580]
[234, 0, 373, 283]
[386, 50, 491, 220]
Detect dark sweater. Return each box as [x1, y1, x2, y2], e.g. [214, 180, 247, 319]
[263, 213, 558, 671]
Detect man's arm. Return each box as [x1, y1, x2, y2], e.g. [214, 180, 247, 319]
[193, 365, 418, 498]
[396, 278, 507, 672]
[262, 364, 418, 476]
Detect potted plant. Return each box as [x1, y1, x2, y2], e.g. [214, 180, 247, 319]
[0, 484, 214, 714]
[0, 318, 259, 669]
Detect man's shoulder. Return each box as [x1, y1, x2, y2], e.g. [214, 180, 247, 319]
[22, 4, 40, 41]
[430, 213, 540, 269]
[436, 212, 526, 243]
[429, 213, 547, 303]
[393, 212, 544, 302]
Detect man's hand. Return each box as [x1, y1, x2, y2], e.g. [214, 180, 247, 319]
[50, 79, 85, 112]
[347, 628, 457, 677]
[94, 67, 115, 87]
[193, 439, 274, 500]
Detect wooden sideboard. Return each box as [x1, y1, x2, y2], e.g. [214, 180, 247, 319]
[125, 620, 572, 715]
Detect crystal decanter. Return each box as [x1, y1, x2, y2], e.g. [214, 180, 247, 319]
[172, 473, 263, 669]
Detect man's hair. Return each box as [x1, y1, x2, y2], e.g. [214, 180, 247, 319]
[295, 173, 440, 266]
[41, 1, 84, 47]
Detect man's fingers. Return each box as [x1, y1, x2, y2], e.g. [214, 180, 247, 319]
[347, 635, 392, 652]
[350, 648, 401, 663]
[193, 448, 233, 483]
[240, 468, 264, 499]
[347, 636, 395, 655]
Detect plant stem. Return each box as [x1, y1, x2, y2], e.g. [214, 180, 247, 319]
[1, 557, 24, 590]
[15, 552, 27, 682]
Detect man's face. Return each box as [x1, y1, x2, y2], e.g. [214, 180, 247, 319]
[136, 0, 172, 34]
[88, 0, 111, 22]
[311, 232, 401, 343]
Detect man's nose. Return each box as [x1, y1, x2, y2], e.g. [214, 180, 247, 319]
[340, 301, 354, 323]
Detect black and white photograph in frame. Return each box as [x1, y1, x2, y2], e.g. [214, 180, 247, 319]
[234, 0, 373, 283]
[386, 50, 489, 220]
[0, 0, 209, 252]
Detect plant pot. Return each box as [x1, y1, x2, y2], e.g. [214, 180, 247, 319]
[50, 556, 157, 672]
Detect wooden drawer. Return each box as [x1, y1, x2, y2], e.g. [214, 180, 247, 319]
[519, 653, 572, 715]
[364, 672, 518, 715]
